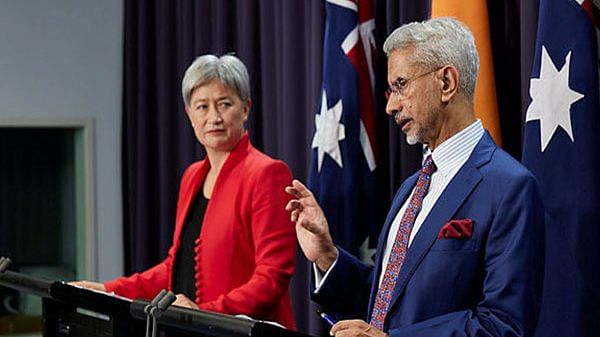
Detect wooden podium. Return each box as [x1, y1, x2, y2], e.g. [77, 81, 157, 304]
[0, 269, 313, 337]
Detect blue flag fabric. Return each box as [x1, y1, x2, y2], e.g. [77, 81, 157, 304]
[522, 0, 600, 336]
[308, 0, 382, 259]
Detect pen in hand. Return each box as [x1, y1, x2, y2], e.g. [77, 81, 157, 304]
[316, 309, 337, 326]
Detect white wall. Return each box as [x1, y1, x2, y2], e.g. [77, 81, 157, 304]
[0, 0, 124, 281]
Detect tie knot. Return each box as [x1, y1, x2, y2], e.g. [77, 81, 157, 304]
[421, 155, 436, 176]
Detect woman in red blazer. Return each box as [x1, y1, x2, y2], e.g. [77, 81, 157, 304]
[74, 54, 296, 328]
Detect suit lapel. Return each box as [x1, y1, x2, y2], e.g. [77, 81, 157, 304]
[386, 132, 496, 313]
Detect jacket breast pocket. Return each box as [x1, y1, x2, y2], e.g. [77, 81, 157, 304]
[429, 238, 478, 251]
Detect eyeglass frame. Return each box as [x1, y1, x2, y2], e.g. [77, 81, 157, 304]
[385, 66, 445, 100]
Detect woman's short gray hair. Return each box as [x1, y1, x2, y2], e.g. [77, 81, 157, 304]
[383, 17, 479, 101]
[181, 54, 251, 107]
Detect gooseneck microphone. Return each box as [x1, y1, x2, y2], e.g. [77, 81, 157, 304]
[144, 289, 167, 315]
[144, 289, 168, 337]
[144, 289, 176, 337]
[153, 291, 176, 318]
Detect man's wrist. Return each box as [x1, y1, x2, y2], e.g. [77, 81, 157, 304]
[315, 247, 339, 272]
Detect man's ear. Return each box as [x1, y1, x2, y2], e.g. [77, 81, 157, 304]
[440, 65, 459, 103]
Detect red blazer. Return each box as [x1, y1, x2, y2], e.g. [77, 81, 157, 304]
[105, 133, 296, 328]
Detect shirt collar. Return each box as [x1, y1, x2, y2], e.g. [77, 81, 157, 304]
[423, 119, 484, 175]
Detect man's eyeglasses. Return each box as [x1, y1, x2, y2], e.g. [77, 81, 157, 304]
[385, 67, 443, 100]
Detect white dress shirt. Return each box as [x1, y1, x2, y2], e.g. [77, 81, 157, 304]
[377, 119, 484, 286]
[315, 119, 485, 290]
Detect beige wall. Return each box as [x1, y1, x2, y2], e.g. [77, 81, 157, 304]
[0, 0, 124, 281]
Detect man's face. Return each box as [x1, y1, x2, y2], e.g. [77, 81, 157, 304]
[385, 47, 443, 147]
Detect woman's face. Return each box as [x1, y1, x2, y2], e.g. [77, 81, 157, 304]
[185, 79, 250, 154]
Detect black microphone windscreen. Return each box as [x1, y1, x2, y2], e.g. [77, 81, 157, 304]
[150, 289, 168, 307]
[156, 291, 176, 311]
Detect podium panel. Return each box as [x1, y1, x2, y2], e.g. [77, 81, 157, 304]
[0, 271, 143, 337]
[43, 299, 134, 337]
[130, 300, 309, 337]
[1, 269, 315, 337]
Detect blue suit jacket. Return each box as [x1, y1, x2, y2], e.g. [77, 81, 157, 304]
[314, 132, 545, 337]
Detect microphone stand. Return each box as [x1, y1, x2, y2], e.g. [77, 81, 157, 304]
[144, 290, 176, 337]
[144, 289, 167, 337]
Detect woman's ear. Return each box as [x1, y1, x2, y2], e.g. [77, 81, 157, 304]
[440, 65, 459, 103]
[243, 99, 252, 122]
[184, 105, 194, 126]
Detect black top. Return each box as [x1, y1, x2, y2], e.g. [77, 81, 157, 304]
[172, 187, 209, 300]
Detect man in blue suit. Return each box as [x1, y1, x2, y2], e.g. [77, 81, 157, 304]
[286, 17, 545, 337]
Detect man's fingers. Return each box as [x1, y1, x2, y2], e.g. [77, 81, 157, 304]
[290, 179, 312, 197]
[330, 320, 346, 336]
[330, 320, 368, 336]
[284, 185, 298, 196]
[299, 217, 321, 233]
[286, 180, 318, 211]
[285, 199, 303, 211]
[331, 320, 386, 337]
[286, 179, 308, 197]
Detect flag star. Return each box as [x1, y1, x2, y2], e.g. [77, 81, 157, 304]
[359, 236, 376, 266]
[526, 46, 584, 152]
[312, 90, 345, 171]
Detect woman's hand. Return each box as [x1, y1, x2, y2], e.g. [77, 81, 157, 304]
[69, 280, 107, 292]
[173, 294, 199, 310]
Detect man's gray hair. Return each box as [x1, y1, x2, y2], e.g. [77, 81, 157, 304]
[182, 54, 251, 107]
[383, 17, 479, 101]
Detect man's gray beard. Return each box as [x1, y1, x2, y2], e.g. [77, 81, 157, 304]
[406, 134, 419, 145]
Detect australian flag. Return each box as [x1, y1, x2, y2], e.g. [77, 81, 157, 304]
[308, 0, 382, 261]
[522, 0, 600, 336]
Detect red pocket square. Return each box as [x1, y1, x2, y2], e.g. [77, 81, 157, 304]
[438, 219, 473, 239]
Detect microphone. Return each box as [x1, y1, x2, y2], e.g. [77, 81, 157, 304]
[144, 289, 168, 337]
[155, 291, 176, 314]
[145, 290, 176, 337]
[144, 289, 167, 314]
